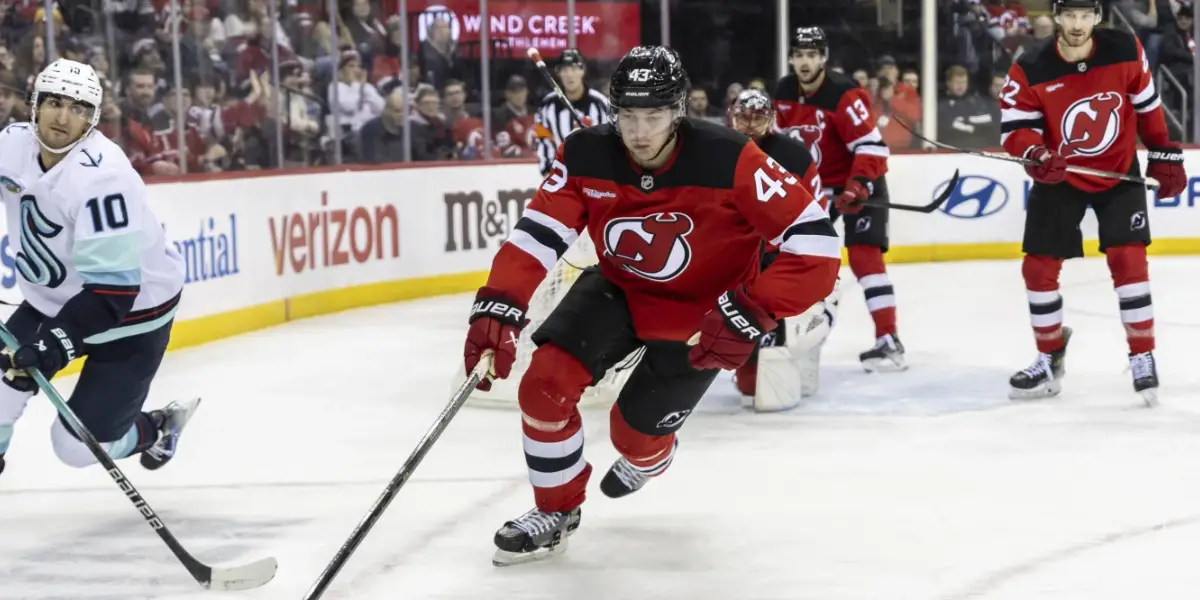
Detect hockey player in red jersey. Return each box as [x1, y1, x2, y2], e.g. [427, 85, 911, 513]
[726, 88, 842, 411]
[1000, 0, 1187, 405]
[463, 46, 840, 565]
[774, 27, 904, 372]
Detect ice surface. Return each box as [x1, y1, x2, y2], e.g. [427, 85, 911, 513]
[2, 257, 1199, 600]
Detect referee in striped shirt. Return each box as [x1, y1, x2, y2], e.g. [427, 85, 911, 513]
[533, 48, 610, 176]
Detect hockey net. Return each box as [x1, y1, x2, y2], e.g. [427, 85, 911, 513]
[464, 232, 639, 409]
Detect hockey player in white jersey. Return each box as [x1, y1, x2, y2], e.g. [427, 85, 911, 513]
[0, 59, 196, 478]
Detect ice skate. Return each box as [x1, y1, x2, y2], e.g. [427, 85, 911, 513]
[860, 334, 906, 372]
[140, 398, 202, 471]
[1129, 351, 1159, 407]
[1009, 327, 1071, 400]
[492, 506, 581, 566]
[599, 439, 678, 498]
[0, 453, 5, 477]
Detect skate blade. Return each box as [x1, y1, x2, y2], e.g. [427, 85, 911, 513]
[862, 356, 907, 373]
[1139, 388, 1159, 408]
[492, 538, 569, 567]
[1009, 380, 1062, 400]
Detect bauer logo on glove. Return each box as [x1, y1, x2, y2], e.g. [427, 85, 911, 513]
[471, 300, 525, 322]
[718, 291, 765, 339]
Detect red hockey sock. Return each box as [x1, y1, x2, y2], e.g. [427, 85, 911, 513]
[609, 403, 677, 477]
[848, 245, 897, 338]
[1106, 244, 1154, 354]
[1022, 254, 1066, 353]
[518, 344, 595, 513]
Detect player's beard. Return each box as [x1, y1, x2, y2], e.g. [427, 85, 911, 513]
[1058, 27, 1092, 48]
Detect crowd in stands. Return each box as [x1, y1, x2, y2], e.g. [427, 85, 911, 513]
[5, 0, 1191, 176]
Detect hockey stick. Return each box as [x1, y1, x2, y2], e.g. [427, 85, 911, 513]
[527, 47, 589, 130]
[0, 322, 277, 590]
[857, 169, 960, 213]
[892, 117, 1161, 189]
[302, 351, 495, 600]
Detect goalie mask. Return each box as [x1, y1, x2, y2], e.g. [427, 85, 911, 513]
[728, 89, 775, 140]
[31, 59, 103, 154]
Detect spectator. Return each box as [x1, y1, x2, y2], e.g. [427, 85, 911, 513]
[327, 47, 384, 138]
[441, 79, 473, 127]
[127, 79, 220, 175]
[345, 0, 386, 63]
[686, 87, 723, 124]
[492, 74, 531, 140]
[235, 16, 296, 85]
[96, 83, 125, 147]
[188, 75, 225, 147]
[279, 61, 322, 165]
[129, 37, 168, 95]
[359, 88, 408, 163]
[901, 69, 919, 93]
[877, 75, 922, 149]
[0, 43, 14, 74]
[409, 83, 454, 161]
[851, 69, 869, 88]
[1160, 2, 1194, 113]
[417, 16, 460, 89]
[938, 64, 999, 148]
[0, 70, 19, 128]
[121, 69, 168, 129]
[876, 55, 899, 87]
[371, 16, 407, 93]
[15, 33, 44, 91]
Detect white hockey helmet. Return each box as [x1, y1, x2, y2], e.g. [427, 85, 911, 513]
[31, 58, 103, 154]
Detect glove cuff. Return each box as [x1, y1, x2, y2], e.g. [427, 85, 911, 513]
[1147, 146, 1184, 163]
[470, 287, 528, 327]
[717, 287, 776, 342]
[41, 324, 81, 363]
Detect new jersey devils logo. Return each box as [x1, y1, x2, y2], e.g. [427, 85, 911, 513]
[786, 124, 823, 166]
[1058, 92, 1123, 157]
[603, 212, 694, 281]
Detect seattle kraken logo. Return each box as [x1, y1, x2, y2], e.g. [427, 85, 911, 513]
[15, 194, 66, 288]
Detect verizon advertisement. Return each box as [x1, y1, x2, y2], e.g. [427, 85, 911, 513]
[409, 1, 641, 59]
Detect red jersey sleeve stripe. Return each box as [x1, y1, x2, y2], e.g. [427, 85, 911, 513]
[771, 199, 841, 260]
[847, 129, 889, 154]
[1130, 81, 1161, 113]
[504, 208, 579, 272]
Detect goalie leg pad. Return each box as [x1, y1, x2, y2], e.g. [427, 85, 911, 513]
[519, 344, 595, 513]
[753, 347, 804, 412]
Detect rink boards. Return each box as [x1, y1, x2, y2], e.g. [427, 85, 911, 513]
[1, 151, 1197, 374]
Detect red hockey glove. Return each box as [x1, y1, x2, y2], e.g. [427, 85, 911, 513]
[465, 287, 528, 391]
[688, 286, 777, 371]
[1146, 146, 1187, 199]
[1024, 146, 1068, 184]
[834, 177, 873, 215]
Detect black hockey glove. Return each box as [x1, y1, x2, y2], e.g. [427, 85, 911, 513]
[0, 326, 80, 377]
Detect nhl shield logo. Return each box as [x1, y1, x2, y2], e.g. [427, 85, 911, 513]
[640, 174, 655, 190]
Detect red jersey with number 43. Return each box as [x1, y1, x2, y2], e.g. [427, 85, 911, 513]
[772, 70, 890, 188]
[1000, 28, 1170, 192]
[484, 118, 841, 342]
